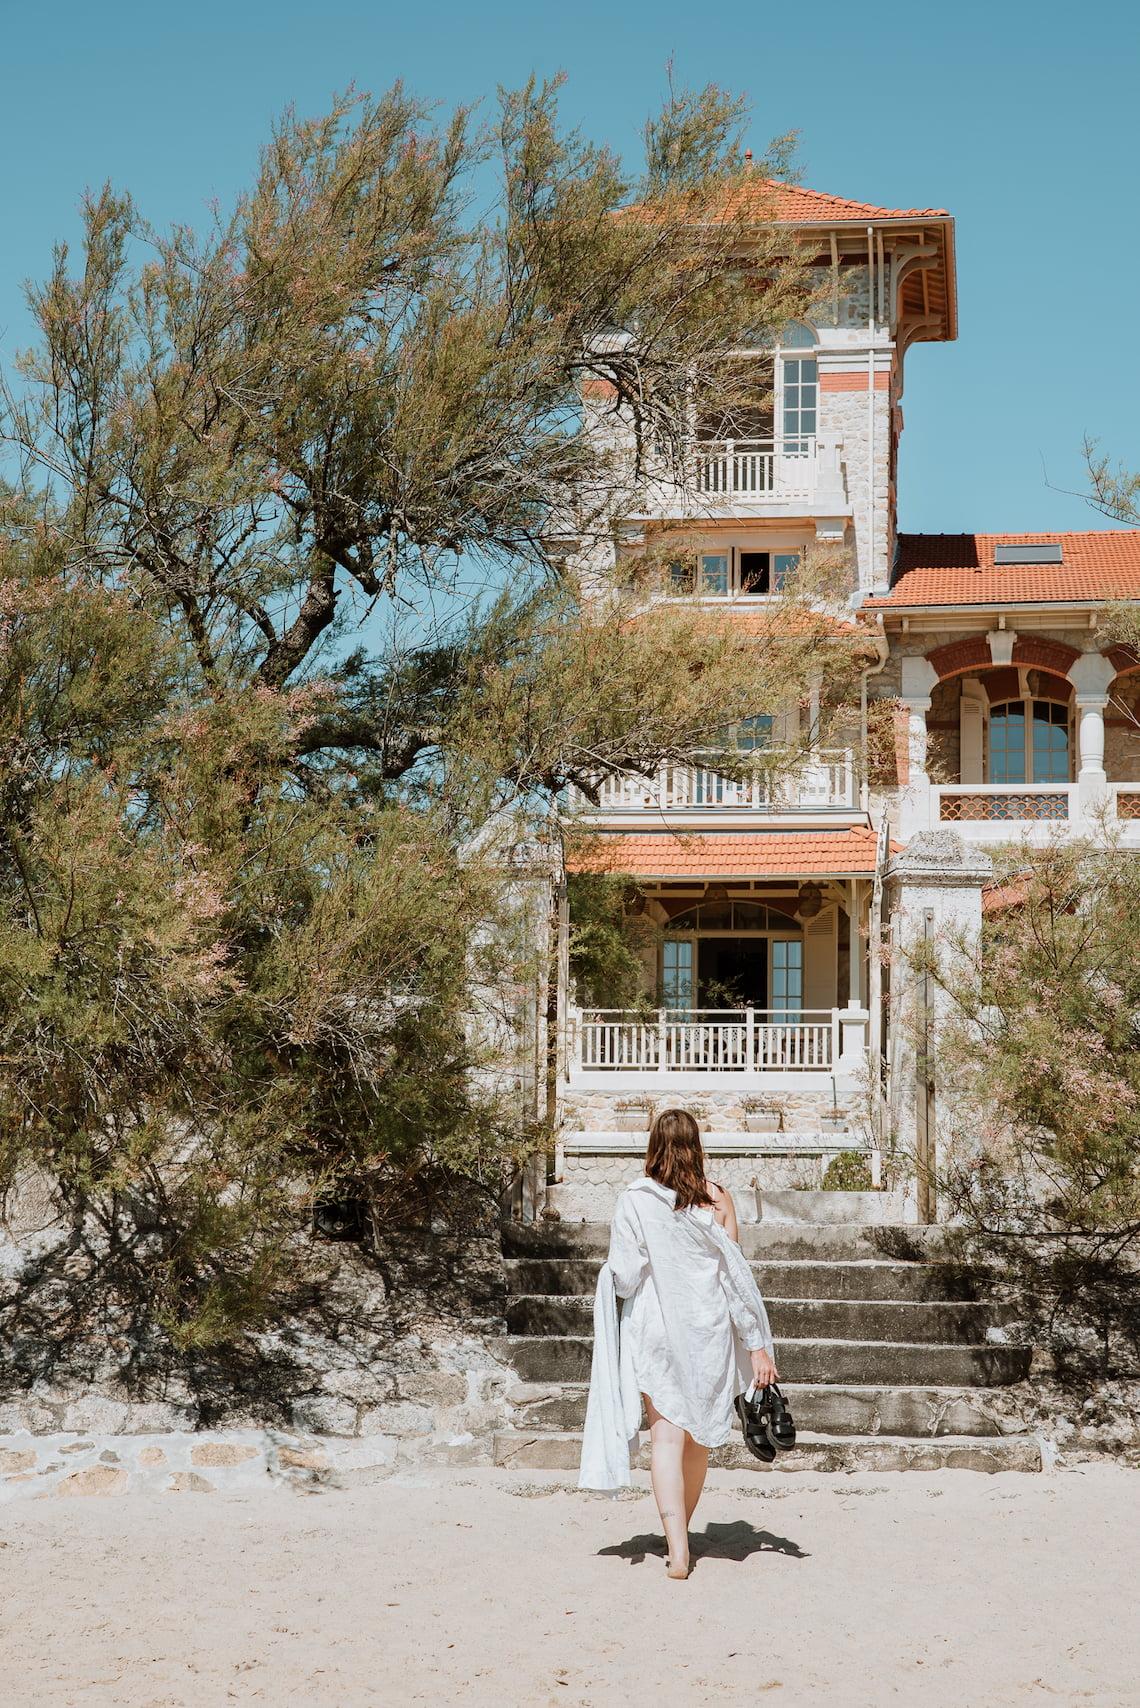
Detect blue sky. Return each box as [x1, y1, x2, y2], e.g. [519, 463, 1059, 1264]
[2, 0, 1137, 536]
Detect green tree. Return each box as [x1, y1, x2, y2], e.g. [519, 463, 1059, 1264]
[917, 838, 1140, 1369]
[0, 78, 862, 1344]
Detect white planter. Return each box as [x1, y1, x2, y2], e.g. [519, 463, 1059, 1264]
[613, 1114, 649, 1133]
[744, 1113, 782, 1133]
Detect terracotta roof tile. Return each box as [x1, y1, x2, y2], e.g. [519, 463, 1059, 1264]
[865, 532, 1140, 609]
[725, 179, 949, 223]
[566, 826, 882, 878]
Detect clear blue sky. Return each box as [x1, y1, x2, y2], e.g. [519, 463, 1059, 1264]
[3, 0, 1137, 536]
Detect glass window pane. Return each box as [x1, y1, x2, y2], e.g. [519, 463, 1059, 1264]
[773, 553, 799, 590]
[662, 940, 694, 1011]
[738, 714, 773, 750]
[700, 553, 729, 595]
[990, 704, 1026, 784]
[771, 939, 803, 1016]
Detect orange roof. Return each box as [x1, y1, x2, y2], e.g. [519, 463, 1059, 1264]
[567, 826, 882, 879]
[724, 179, 948, 224]
[865, 532, 1140, 609]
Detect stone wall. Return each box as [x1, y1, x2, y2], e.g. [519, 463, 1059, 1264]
[561, 1086, 862, 1135]
[0, 1185, 519, 1467]
[822, 386, 891, 588]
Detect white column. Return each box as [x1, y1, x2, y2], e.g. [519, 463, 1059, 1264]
[1076, 695, 1108, 818]
[1070, 653, 1115, 824]
[899, 657, 939, 838]
[839, 879, 868, 1069]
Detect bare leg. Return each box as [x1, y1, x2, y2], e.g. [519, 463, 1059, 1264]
[683, 1433, 709, 1525]
[643, 1394, 690, 1578]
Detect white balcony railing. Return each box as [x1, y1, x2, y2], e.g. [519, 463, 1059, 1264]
[575, 1008, 838, 1073]
[584, 749, 855, 814]
[694, 437, 817, 504]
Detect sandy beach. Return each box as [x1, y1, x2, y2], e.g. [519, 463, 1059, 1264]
[0, 1462, 1134, 1707]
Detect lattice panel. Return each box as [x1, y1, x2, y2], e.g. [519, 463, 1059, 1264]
[1117, 791, 1140, 821]
[940, 792, 1068, 822]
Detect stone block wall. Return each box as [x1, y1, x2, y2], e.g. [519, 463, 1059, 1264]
[561, 1085, 862, 1136]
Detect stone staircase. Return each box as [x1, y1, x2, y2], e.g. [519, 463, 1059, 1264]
[495, 1220, 1043, 1473]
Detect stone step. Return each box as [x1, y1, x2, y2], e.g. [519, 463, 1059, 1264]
[505, 1294, 1012, 1345]
[506, 1335, 1032, 1387]
[505, 1256, 980, 1302]
[502, 1221, 943, 1263]
[492, 1429, 1042, 1474]
[506, 1382, 1021, 1439]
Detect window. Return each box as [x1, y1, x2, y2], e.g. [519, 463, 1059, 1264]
[771, 939, 803, 1017]
[667, 547, 806, 599]
[700, 553, 729, 595]
[737, 715, 773, 751]
[773, 552, 800, 591]
[782, 357, 817, 453]
[989, 699, 1070, 784]
[739, 551, 770, 593]
[661, 939, 695, 1011]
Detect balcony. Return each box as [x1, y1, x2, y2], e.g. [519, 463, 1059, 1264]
[631, 432, 847, 522]
[578, 749, 857, 818]
[695, 437, 817, 504]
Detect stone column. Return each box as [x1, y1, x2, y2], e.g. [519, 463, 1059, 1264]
[1070, 653, 1115, 823]
[884, 831, 994, 1223]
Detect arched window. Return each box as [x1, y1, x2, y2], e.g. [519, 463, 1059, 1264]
[989, 699, 1070, 784]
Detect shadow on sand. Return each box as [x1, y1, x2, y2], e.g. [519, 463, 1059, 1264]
[599, 1520, 809, 1568]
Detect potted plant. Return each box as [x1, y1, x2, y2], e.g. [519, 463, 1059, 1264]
[613, 1096, 653, 1133]
[742, 1096, 784, 1134]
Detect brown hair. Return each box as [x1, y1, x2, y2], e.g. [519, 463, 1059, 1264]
[645, 1109, 713, 1211]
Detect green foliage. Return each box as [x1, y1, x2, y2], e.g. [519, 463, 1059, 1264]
[821, 1150, 873, 1192]
[0, 77, 862, 1347]
[926, 840, 1140, 1249]
[566, 874, 656, 1010]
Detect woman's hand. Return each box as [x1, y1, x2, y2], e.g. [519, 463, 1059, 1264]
[750, 1347, 778, 1389]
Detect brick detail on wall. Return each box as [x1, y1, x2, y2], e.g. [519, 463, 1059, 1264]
[819, 369, 890, 392]
[925, 636, 991, 680]
[1105, 644, 1140, 677]
[580, 378, 618, 400]
[1011, 637, 1080, 677]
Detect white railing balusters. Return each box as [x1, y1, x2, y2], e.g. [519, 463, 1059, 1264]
[577, 1009, 836, 1073]
[694, 436, 815, 502]
[580, 748, 856, 815]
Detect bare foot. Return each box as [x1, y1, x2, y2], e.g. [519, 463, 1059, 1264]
[665, 1556, 691, 1580]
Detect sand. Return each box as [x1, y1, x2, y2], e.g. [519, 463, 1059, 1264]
[0, 1462, 1134, 1708]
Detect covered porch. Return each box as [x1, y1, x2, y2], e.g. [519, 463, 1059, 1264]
[562, 827, 884, 1098]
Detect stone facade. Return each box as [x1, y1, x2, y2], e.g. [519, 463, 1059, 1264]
[561, 1086, 861, 1136]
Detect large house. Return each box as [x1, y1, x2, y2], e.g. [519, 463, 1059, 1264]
[550, 179, 1140, 1221]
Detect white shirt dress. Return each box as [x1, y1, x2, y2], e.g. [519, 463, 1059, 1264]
[578, 1176, 775, 1491]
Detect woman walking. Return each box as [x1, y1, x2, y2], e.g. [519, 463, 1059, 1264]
[578, 1108, 778, 1579]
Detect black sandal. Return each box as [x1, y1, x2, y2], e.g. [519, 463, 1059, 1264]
[735, 1390, 777, 1462]
[761, 1383, 797, 1453]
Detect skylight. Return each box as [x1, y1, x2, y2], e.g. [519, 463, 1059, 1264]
[993, 543, 1063, 565]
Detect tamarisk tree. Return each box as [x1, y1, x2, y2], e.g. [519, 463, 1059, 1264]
[0, 79, 860, 1342]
